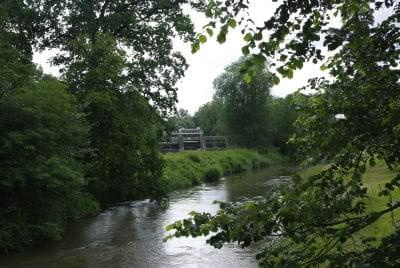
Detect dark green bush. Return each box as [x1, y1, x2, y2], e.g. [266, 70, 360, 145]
[203, 166, 223, 182]
[162, 149, 284, 191]
[186, 153, 202, 163]
[0, 79, 99, 254]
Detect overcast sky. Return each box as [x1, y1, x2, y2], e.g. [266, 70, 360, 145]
[175, 1, 394, 113]
[33, 0, 324, 114]
[174, 0, 325, 114]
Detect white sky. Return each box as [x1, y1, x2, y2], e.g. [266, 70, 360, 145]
[33, 0, 325, 114]
[174, 0, 325, 114]
[175, 1, 393, 113]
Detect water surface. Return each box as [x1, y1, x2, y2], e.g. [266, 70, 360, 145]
[0, 167, 293, 268]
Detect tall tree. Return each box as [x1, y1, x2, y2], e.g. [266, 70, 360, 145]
[267, 94, 299, 155]
[0, 0, 35, 94]
[22, 1, 202, 204]
[1, 1, 100, 253]
[214, 58, 272, 148]
[63, 31, 165, 204]
[166, 108, 196, 131]
[31, 0, 200, 111]
[0, 0, 202, 252]
[194, 100, 225, 136]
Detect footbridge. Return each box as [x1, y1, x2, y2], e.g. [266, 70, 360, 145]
[161, 128, 228, 153]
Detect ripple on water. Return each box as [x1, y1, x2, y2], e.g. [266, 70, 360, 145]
[0, 167, 294, 268]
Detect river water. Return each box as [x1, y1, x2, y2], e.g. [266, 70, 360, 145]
[0, 167, 293, 268]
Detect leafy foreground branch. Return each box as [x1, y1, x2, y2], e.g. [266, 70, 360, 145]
[165, 162, 400, 266]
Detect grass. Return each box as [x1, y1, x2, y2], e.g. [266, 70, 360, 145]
[355, 163, 400, 245]
[162, 148, 285, 192]
[300, 161, 400, 249]
[203, 166, 223, 182]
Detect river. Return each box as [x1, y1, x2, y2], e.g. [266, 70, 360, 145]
[0, 166, 293, 268]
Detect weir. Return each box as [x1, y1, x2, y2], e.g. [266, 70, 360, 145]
[161, 128, 228, 153]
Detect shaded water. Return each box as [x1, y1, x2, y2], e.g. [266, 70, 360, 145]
[0, 167, 293, 268]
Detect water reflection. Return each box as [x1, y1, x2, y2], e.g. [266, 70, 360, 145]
[0, 167, 293, 268]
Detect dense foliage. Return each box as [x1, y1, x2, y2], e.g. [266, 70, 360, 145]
[213, 58, 272, 148]
[63, 32, 165, 204]
[268, 94, 299, 154]
[167, 0, 400, 266]
[191, 60, 298, 153]
[85, 90, 164, 204]
[0, 0, 199, 253]
[165, 108, 196, 133]
[193, 100, 225, 136]
[31, 0, 200, 112]
[0, 77, 98, 253]
[0, 1, 35, 94]
[162, 149, 283, 191]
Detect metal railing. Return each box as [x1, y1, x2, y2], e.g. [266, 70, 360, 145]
[161, 128, 228, 153]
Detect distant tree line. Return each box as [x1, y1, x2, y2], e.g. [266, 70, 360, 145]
[167, 58, 299, 154]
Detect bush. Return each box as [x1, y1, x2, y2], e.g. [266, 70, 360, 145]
[85, 90, 164, 205]
[186, 153, 201, 163]
[162, 149, 284, 191]
[203, 166, 223, 182]
[0, 78, 99, 254]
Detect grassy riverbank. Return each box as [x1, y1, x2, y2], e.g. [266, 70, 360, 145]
[300, 162, 400, 247]
[162, 148, 284, 192]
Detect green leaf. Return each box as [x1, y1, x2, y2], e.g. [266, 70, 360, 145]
[217, 32, 227, 43]
[191, 42, 200, 53]
[163, 235, 173, 242]
[242, 45, 250, 55]
[166, 224, 175, 231]
[244, 73, 252, 83]
[295, 60, 303, 69]
[189, 211, 198, 216]
[244, 33, 253, 42]
[271, 74, 280, 85]
[245, 202, 258, 212]
[279, 54, 288, 61]
[228, 18, 237, 28]
[277, 66, 285, 75]
[206, 28, 214, 37]
[253, 54, 266, 65]
[254, 32, 263, 41]
[199, 34, 207, 44]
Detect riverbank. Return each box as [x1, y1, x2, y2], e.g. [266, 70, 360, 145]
[162, 148, 285, 192]
[0, 166, 291, 267]
[300, 162, 400, 247]
[0, 148, 282, 256]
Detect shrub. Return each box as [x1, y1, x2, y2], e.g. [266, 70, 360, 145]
[186, 153, 202, 163]
[162, 149, 284, 191]
[0, 78, 99, 253]
[203, 166, 223, 182]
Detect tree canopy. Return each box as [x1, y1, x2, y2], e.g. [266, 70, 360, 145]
[191, 58, 298, 152]
[0, 1, 35, 94]
[213, 58, 272, 148]
[30, 0, 201, 111]
[194, 100, 225, 136]
[0, 0, 200, 253]
[0, 76, 98, 253]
